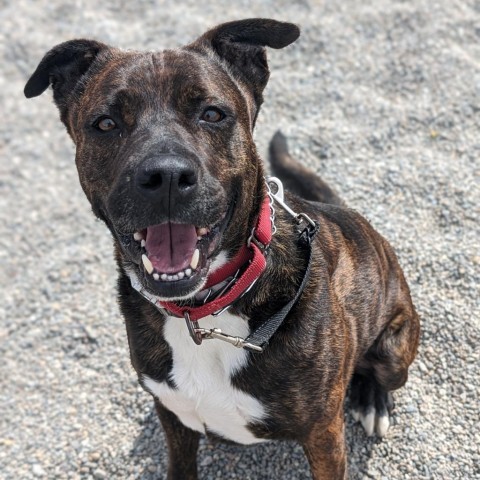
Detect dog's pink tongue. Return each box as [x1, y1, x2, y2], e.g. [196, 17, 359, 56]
[145, 223, 197, 273]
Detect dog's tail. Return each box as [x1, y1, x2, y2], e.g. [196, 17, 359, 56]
[268, 131, 344, 206]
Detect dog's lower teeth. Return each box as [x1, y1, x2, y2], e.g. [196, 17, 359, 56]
[133, 232, 143, 241]
[152, 269, 193, 282]
[141, 239, 146, 248]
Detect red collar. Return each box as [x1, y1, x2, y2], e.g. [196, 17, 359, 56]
[160, 197, 272, 320]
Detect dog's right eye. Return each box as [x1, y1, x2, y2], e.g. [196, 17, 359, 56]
[200, 108, 225, 123]
[93, 116, 117, 132]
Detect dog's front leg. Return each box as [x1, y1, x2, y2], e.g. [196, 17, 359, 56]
[154, 399, 200, 480]
[302, 410, 347, 480]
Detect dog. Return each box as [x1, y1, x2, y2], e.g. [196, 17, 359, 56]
[24, 19, 420, 479]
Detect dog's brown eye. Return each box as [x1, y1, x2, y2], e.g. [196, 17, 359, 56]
[95, 117, 117, 132]
[201, 108, 224, 123]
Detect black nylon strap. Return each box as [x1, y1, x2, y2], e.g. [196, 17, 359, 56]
[243, 221, 320, 352]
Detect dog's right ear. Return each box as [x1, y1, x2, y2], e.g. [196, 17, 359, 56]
[24, 39, 108, 113]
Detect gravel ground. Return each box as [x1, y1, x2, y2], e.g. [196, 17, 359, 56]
[1, 1, 479, 479]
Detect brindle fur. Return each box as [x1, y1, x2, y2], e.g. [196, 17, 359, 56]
[25, 18, 420, 479]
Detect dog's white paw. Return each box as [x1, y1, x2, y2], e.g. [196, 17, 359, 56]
[351, 408, 390, 437]
[350, 374, 395, 438]
[375, 412, 390, 437]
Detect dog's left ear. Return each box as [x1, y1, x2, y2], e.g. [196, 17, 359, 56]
[189, 18, 300, 108]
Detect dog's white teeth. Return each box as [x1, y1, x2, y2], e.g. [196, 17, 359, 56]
[152, 268, 193, 282]
[190, 249, 200, 270]
[141, 239, 146, 248]
[197, 227, 209, 237]
[142, 254, 154, 274]
[133, 232, 143, 241]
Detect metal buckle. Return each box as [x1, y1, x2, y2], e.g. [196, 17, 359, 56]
[247, 228, 268, 252]
[184, 312, 202, 345]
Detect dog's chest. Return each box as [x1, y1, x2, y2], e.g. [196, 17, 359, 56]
[143, 313, 267, 444]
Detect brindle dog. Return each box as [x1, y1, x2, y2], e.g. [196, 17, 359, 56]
[25, 19, 419, 480]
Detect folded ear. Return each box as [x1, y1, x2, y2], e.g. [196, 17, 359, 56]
[24, 39, 108, 118]
[189, 18, 300, 109]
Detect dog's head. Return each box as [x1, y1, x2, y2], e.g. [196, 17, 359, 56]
[25, 19, 299, 301]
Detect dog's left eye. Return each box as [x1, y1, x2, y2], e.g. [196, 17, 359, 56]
[200, 108, 225, 123]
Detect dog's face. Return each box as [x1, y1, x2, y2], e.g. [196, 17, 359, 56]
[25, 19, 299, 300]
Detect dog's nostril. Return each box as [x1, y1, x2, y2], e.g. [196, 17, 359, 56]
[142, 172, 163, 190]
[178, 172, 196, 190]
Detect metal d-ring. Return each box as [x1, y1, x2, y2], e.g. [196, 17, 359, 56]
[184, 312, 202, 345]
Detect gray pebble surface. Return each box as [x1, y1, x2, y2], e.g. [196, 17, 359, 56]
[1, 0, 479, 479]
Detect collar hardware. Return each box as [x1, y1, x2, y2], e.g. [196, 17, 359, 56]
[267, 176, 317, 229]
[184, 310, 263, 352]
[130, 177, 319, 353]
[247, 228, 269, 252]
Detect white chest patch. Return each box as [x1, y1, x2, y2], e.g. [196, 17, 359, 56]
[143, 313, 267, 444]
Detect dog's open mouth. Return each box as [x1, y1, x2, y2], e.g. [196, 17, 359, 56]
[138, 222, 217, 283]
[119, 201, 235, 300]
[138, 223, 209, 280]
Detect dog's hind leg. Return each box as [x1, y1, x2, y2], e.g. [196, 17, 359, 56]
[154, 399, 200, 480]
[303, 408, 347, 480]
[350, 309, 420, 437]
[268, 131, 344, 206]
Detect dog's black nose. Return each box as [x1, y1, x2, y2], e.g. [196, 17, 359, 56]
[135, 155, 198, 201]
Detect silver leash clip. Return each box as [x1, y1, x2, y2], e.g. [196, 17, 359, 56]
[185, 312, 263, 351]
[197, 327, 263, 352]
